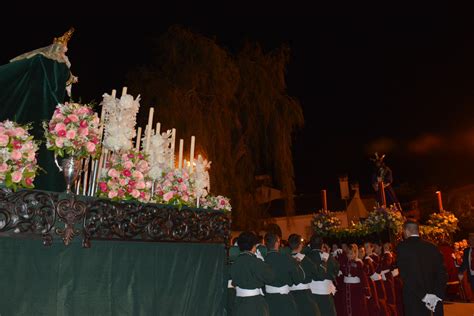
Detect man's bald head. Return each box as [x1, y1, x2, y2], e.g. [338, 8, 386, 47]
[403, 220, 419, 238]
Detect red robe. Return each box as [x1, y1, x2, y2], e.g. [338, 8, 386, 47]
[364, 256, 390, 316]
[390, 251, 404, 316]
[343, 259, 370, 316]
[438, 244, 460, 297]
[380, 251, 398, 316]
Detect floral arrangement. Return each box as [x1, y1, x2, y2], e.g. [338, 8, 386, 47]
[364, 206, 405, 235]
[312, 210, 342, 236]
[426, 211, 459, 235]
[200, 195, 232, 212]
[0, 121, 39, 190]
[192, 155, 211, 200]
[154, 169, 194, 207]
[148, 130, 173, 180]
[102, 93, 140, 152]
[97, 150, 152, 202]
[44, 102, 100, 159]
[419, 225, 448, 242]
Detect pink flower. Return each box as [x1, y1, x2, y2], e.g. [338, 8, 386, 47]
[78, 128, 89, 137]
[182, 194, 189, 202]
[54, 123, 66, 133]
[108, 190, 118, 199]
[55, 138, 64, 148]
[66, 130, 76, 140]
[131, 189, 140, 198]
[0, 162, 8, 172]
[126, 186, 133, 193]
[117, 189, 125, 197]
[128, 180, 136, 187]
[12, 140, 22, 149]
[123, 161, 134, 170]
[132, 170, 143, 180]
[136, 181, 146, 189]
[119, 178, 127, 186]
[122, 169, 132, 177]
[57, 130, 66, 137]
[179, 183, 187, 192]
[77, 107, 90, 115]
[86, 142, 96, 153]
[11, 150, 22, 160]
[0, 134, 9, 146]
[14, 127, 25, 137]
[25, 177, 33, 187]
[67, 114, 79, 122]
[107, 168, 119, 178]
[27, 151, 36, 162]
[79, 120, 88, 128]
[136, 160, 149, 173]
[128, 153, 135, 159]
[163, 191, 174, 202]
[121, 153, 130, 161]
[99, 182, 108, 192]
[11, 171, 22, 183]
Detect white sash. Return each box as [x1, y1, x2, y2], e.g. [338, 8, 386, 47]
[265, 285, 290, 295]
[310, 280, 336, 295]
[391, 268, 399, 277]
[370, 272, 382, 281]
[343, 276, 361, 284]
[235, 287, 264, 297]
[381, 269, 390, 281]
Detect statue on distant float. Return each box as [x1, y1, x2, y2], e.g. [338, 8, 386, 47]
[370, 152, 402, 210]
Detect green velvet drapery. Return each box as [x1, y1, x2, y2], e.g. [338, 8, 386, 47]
[0, 238, 225, 315]
[0, 54, 70, 192]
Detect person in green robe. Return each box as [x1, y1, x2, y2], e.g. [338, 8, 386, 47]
[231, 231, 274, 316]
[226, 238, 241, 316]
[288, 234, 321, 316]
[306, 234, 338, 316]
[263, 232, 305, 316]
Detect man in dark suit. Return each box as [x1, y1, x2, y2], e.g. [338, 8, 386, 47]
[458, 233, 474, 292]
[396, 220, 447, 316]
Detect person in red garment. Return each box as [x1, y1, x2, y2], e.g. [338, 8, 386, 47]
[342, 244, 370, 316]
[365, 242, 391, 316]
[438, 238, 461, 298]
[359, 246, 382, 316]
[385, 242, 404, 316]
[332, 243, 348, 316]
[377, 243, 398, 316]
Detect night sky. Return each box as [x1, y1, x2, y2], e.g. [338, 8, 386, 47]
[2, 15, 474, 211]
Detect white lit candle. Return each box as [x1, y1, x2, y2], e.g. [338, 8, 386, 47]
[121, 86, 127, 96]
[189, 136, 195, 172]
[144, 107, 154, 153]
[135, 127, 142, 151]
[178, 139, 184, 169]
[156, 122, 161, 136]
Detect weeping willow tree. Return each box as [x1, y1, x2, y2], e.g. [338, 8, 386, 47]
[128, 25, 303, 229]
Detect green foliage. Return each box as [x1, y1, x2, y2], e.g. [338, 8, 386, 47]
[127, 25, 303, 229]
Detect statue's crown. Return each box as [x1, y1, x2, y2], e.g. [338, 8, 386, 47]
[53, 27, 75, 46]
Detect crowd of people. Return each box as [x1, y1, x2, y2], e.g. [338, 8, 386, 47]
[226, 223, 474, 316]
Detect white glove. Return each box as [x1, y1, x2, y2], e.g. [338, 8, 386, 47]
[422, 294, 442, 312]
[256, 249, 265, 261]
[328, 281, 337, 295]
[320, 252, 330, 261]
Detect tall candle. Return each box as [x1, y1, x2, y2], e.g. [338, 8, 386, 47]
[321, 189, 327, 210]
[170, 128, 176, 168]
[189, 136, 195, 172]
[436, 191, 443, 212]
[144, 107, 154, 153]
[121, 86, 127, 96]
[156, 122, 161, 136]
[178, 139, 184, 169]
[135, 127, 142, 151]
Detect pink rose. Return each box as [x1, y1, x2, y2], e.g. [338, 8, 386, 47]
[128, 153, 135, 159]
[123, 161, 134, 170]
[79, 120, 88, 128]
[57, 130, 66, 137]
[11, 171, 22, 183]
[128, 180, 136, 187]
[14, 127, 25, 137]
[92, 116, 100, 125]
[0, 126, 5, 134]
[132, 170, 143, 180]
[123, 169, 132, 177]
[99, 182, 108, 192]
[136, 160, 149, 172]
[179, 183, 187, 192]
[126, 186, 133, 193]
[25, 177, 33, 187]
[54, 123, 66, 133]
[182, 194, 189, 202]
[163, 191, 174, 202]
[119, 178, 127, 186]
[27, 151, 36, 162]
[11, 150, 22, 160]
[163, 180, 172, 187]
[78, 128, 89, 137]
[67, 114, 79, 122]
[108, 190, 118, 199]
[64, 118, 71, 124]
[0, 162, 8, 172]
[107, 168, 119, 178]
[86, 142, 96, 153]
[136, 181, 146, 189]
[131, 189, 140, 199]
[121, 153, 130, 161]
[55, 138, 64, 148]
[0, 134, 9, 146]
[117, 189, 125, 197]
[12, 140, 22, 149]
[77, 107, 90, 115]
[66, 130, 76, 140]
